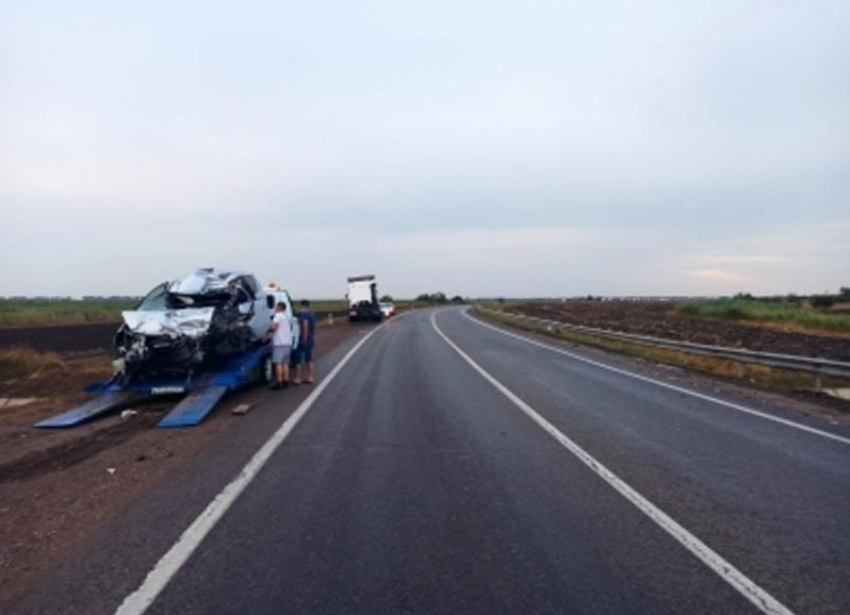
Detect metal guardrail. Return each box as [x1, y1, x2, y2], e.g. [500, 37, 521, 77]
[478, 308, 850, 380]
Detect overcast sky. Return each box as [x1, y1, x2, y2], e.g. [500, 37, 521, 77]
[1, 0, 848, 299]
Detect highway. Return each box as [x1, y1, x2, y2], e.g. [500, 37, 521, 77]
[9, 308, 850, 615]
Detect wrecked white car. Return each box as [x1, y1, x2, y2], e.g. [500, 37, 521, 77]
[114, 268, 298, 377]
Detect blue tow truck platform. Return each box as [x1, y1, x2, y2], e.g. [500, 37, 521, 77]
[34, 268, 299, 430]
[35, 345, 273, 429]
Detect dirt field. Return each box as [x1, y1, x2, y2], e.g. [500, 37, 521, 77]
[0, 311, 349, 354]
[0, 323, 117, 353]
[0, 323, 361, 602]
[504, 301, 850, 361]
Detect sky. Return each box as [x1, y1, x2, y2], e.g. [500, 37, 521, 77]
[1, 0, 848, 299]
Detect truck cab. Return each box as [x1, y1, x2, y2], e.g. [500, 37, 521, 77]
[346, 275, 384, 323]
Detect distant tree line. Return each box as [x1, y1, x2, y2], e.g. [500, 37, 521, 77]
[415, 292, 465, 305]
[732, 287, 850, 309]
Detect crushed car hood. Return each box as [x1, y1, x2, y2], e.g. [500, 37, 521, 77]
[121, 307, 215, 339]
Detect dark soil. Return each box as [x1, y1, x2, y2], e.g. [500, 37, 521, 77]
[0, 312, 351, 353]
[0, 323, 118, 352]
[506, 301, 850, 361]
[0, 408, 162, 484]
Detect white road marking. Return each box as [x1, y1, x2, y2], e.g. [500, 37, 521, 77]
[432, 311, 795, 615]
[114, 326, 384, 615]
[463, 309, 850, 446]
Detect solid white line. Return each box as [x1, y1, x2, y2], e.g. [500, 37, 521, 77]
[463, 309, 850, 447]
[114, 325, 384, 615]
[431, 312, 795, 615]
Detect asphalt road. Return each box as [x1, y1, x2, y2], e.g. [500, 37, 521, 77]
[8, 308, 850, 615]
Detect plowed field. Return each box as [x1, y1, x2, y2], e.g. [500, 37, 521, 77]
[504, 301, 850, 361]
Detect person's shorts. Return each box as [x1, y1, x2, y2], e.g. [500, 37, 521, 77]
[292, 343, 314, 364]
[272, 344, 292, 364]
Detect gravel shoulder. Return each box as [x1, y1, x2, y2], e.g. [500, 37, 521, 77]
[477, 308, 850, 425]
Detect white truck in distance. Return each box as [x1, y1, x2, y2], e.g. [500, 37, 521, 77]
[347, 275, 383, 323]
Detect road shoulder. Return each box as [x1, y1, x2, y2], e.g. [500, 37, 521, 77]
[0, 324, 367, 611]
[469, 308, 850, 431]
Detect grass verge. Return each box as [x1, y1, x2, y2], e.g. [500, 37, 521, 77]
[0, 300, 137, 328]
[0, 349, 112, 398]
[0, 348, 66, 381]
[0, 298, 353, 328]
[677, 299, 850, 334]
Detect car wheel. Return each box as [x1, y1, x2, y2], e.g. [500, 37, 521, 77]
[262, 355, 274, 384]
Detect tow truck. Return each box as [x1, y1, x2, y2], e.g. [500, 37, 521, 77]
[36, 269, 299, 429]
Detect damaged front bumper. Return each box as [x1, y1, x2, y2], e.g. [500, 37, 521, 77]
[114, 308, 214, 377]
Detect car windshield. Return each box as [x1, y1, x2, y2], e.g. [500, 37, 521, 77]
[136, 283, 169, 311]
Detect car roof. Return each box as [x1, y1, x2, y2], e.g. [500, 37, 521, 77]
[169, 268, 256, 296]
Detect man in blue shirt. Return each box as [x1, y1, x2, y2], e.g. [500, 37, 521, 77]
[292, 300, 318, 384]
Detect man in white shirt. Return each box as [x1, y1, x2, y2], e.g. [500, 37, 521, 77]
[267, 302, 293, 390]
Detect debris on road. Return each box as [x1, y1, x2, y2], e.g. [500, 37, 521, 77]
[0, 398, 38, 409]
[824, 388, 850, 401]
[231, 403, 252, 416]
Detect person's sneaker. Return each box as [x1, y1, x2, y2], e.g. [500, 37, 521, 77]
[269, 382, 282, 390]
[282, 381, 289, 389]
